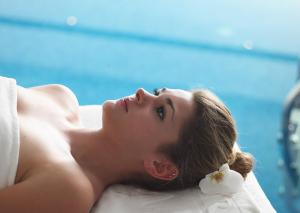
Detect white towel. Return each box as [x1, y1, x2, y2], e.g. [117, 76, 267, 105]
[0, 76, 20, 190]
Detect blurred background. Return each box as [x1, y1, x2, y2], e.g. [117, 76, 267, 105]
[0, 1, 299, 212]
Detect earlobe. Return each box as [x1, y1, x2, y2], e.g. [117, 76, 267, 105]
[143, 157, 179, 181]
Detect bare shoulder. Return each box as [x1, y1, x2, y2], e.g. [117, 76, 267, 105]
[29, 84, 79, 106]
[0, 163, 95, 213]
[17, 84, 80, 121]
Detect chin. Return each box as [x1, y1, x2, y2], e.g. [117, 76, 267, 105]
[102, 100, 117, 111]
[102, 100, 114, 119]
[102, 99, 120, 129]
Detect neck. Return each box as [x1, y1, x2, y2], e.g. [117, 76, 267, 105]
[67, 127, 137, 197]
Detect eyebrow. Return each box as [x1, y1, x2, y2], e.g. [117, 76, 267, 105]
[160, 88, 175, 121]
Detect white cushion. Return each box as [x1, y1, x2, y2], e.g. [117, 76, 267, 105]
[79, 105, 276, 213]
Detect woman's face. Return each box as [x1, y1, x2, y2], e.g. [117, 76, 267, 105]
[102, 88, 194, 158]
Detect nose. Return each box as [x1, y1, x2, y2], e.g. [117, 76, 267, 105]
[135, 88, 146, 104]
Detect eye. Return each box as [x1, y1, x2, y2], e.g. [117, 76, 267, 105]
[153, 87, 167, 96]
[156, 106, 165, 121]
[153, 88, 166, 121]
[153, 88, 160, 96]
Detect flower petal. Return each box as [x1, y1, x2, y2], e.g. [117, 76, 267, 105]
[199, 164, 244, 195]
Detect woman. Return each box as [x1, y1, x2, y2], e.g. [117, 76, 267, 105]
[0, 76, 253, 212]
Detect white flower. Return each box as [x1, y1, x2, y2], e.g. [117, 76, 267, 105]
[199, 164, 244, 195]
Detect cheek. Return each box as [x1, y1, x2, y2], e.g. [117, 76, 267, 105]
[118, 119, 159, 153]
[102, 104, 162, 151]
[121, 118, 154, 142]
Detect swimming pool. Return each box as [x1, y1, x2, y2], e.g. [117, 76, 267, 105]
[1, 1, 300, 212]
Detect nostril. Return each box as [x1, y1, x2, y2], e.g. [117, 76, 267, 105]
[136, 88, 144, 104]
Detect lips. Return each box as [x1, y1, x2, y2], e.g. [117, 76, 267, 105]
[118, 98, 128, 112]
[124, 98, 128, 112]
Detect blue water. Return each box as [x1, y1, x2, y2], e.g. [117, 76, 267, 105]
[1, 1, 300, 212]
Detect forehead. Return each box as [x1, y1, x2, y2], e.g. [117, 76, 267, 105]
[166, 88, 193, 101]
[163, 88, 194, 129]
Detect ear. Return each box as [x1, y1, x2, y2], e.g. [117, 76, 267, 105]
[143, 155, 179, 181]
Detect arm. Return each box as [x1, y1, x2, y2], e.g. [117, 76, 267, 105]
[0, 172, 92, 213]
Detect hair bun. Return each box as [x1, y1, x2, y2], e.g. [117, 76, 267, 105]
[229, 152, 254, 179]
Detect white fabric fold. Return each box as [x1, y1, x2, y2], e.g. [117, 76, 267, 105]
[0, 76, 20, 190]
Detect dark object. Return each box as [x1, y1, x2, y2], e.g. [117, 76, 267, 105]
[280, 79, 300, 189]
